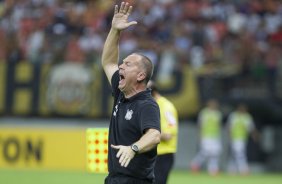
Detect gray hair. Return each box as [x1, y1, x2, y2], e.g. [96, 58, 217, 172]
[135, 53, 154, 84]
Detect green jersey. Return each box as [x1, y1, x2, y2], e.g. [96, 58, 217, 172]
[228, 112, 254, 141]
[199, 108, 222, 139]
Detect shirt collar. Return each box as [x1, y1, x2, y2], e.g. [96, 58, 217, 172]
[121, 88, 151, 102]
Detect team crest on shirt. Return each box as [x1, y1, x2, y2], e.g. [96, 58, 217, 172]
[125, 109, 133, 120]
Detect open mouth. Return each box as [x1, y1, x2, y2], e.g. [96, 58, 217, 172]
[119, 74, 125, 85]
[120, 74, 125, 80]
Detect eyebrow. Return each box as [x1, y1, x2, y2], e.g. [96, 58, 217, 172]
[124, 60, 135, 65]
[124, 60, 130, 64]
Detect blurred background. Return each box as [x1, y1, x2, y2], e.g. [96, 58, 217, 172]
[0, 0, 281, 183]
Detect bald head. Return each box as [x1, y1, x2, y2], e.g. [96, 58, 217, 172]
[133, 53, 154, 84]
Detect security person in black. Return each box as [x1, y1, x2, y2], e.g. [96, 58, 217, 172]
[101, 2, 161, 184]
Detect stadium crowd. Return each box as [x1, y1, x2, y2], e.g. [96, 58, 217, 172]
[0, 0, 281, 95]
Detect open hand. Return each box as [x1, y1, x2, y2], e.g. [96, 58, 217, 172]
[112, 2, 137, 30]
[111, 144, 136, 167]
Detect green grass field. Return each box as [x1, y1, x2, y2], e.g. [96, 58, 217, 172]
[1, 169, 282, 184]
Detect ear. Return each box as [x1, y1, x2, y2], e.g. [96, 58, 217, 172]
[137, 72, 146, 82]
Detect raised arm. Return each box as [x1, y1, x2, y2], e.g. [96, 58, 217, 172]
[101, 2, 137, 84]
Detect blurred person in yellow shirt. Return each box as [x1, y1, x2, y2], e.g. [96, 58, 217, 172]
[147, 81, 178, 184]
[190, 99, 223, 176]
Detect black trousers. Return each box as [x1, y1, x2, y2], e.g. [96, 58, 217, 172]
[104, 174, 154, 184]
[154, 153, 174, 184]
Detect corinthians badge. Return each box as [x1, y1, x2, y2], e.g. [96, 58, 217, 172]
[125, 109, 133, 120]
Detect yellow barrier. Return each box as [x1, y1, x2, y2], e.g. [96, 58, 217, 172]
[0, 128, 86, 171]
[86, 128, 108, 173]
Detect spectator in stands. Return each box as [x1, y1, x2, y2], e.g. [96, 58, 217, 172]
[5, 33, 22, 64]
[0, 0, 281, 96]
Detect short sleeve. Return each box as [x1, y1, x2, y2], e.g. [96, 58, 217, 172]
[140, 102, 161, 134]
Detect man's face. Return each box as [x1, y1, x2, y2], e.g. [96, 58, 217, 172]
[118, 54, 145, 92]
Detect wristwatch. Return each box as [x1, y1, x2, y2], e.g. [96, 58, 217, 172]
[131, 144, 139, 154]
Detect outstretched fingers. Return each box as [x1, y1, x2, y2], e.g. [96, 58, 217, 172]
[117, 2, 133, 15]
[111, 144, 133, 167]
[127, 21, 138, 27]
[124, 158, 131, 167]
[119, 2, 125, 13]
[125, 5, 137, 26]
[114, 5, 118, 14]
[126, 5, 133, 16]
[124, 2, 130, 13]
